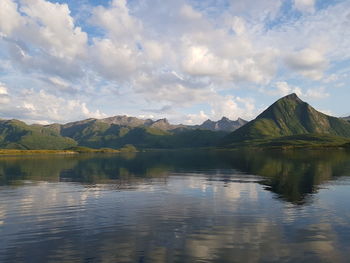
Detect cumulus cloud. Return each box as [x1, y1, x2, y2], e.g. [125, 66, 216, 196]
[210, 95, 256, 121]
[0, 0, 348, 123]
[266, 81, 302, 97]
[294, 0, 315, 13]
[1, 0, 87, 59]
[0, 0, 23, 36]
[285, 48, 328, 80]
[0, 0, 87, 82]
[182, 45, 226, 77]
[19, 0, 87, 59]
[227, 0, 283, 21]
[91, 0, 142, 42]
[180, 4, 202, 20]
[0, 87, 106, 123]
[90, 38, 140, 81]
[304, 87, 330, 99]
[0, 82, 9, 95]
[184, 95, 256, 124]
[0, 82, 10, 104]
[265, 81, 329, 101]
[185, 111, 209, 125]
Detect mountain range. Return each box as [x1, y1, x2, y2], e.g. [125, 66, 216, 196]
[0, 93, 349, 150]
[196, 117, 247, 131]
[0, 115, 242, 150]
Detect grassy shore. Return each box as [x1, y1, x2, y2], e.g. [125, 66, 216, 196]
[0, 145, 138, 155]
[0, 149, 79, 155]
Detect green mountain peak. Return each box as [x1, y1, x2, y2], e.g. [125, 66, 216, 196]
[223, 93, 350, 144]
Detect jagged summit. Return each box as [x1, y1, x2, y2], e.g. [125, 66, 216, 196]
[198, 117, 248, 132]
[281, 93, 303, 102]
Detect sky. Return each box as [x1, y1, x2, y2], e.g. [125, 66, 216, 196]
[0, 0, 349, 125]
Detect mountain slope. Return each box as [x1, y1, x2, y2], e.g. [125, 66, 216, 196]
[0, 119, 77, 149]
[61, 115, 184, 131]
[343, 116, 350, 122]
[198, 117, 247, 131]
[223, 93, 350, 144]
[46, 115, 236, 148]
[57, 118, 226, 149]
[0, 117, 228, 150]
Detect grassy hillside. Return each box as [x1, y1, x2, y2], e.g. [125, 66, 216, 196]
[223, 93, 350, 146]
[0, 117, 227, 150]
[56, 118, 228, 149]
[0, 120, 77, 150]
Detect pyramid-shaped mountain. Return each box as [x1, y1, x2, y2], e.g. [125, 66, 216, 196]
[224, 93, 350, 143]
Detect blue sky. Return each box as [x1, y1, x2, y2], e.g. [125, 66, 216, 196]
[0, 0, 349, 124]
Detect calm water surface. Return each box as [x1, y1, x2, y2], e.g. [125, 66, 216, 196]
[1, 150, 350, 262]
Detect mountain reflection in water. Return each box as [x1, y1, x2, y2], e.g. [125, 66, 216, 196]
[0, 149, 350, 262]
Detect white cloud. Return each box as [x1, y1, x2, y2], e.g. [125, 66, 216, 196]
[184, 95, 256, 124]
[143, 40, 164, 62]
[180, 42, 277, 84]
[225, 16, 246, 36]
[227, 0, 283, 21]
[185, 110, 209, 124]
[182, 45, 226, 77]
[0, 0, 88, 83]
[90, 38, 140, 81]
[0, 82, 10, 104]
[322, 74, 339, 83]
[210, 95, 256, 121]
[180, 4, 202, 20]
[0, 0, 23, 36]
[304, 87, 330, 99]
[265, 81, 302, 97]
[285, 48, 328, 80]
[0, 0, 349, 123]
[0, 88, 106, 123]
[0, 82, 9, 95]
[294, 0, 315, 13]
[265, 82, 329, 101]
[91, 0, 142, 41]
[48, 77, 70, 89]
[19, 0, 87, 59]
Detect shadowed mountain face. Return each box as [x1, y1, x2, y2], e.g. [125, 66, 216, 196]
[224, 93, 350, 144]
[198, 117, 247, 131]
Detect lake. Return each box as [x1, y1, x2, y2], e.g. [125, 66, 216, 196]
[0, 149, 350, 262]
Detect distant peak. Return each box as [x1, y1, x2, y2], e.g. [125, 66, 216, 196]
[237, 117, 247, 123]
[220, 117, 230, 121]
[155, 118, 169, 123]
[282, 93, 302, 102]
